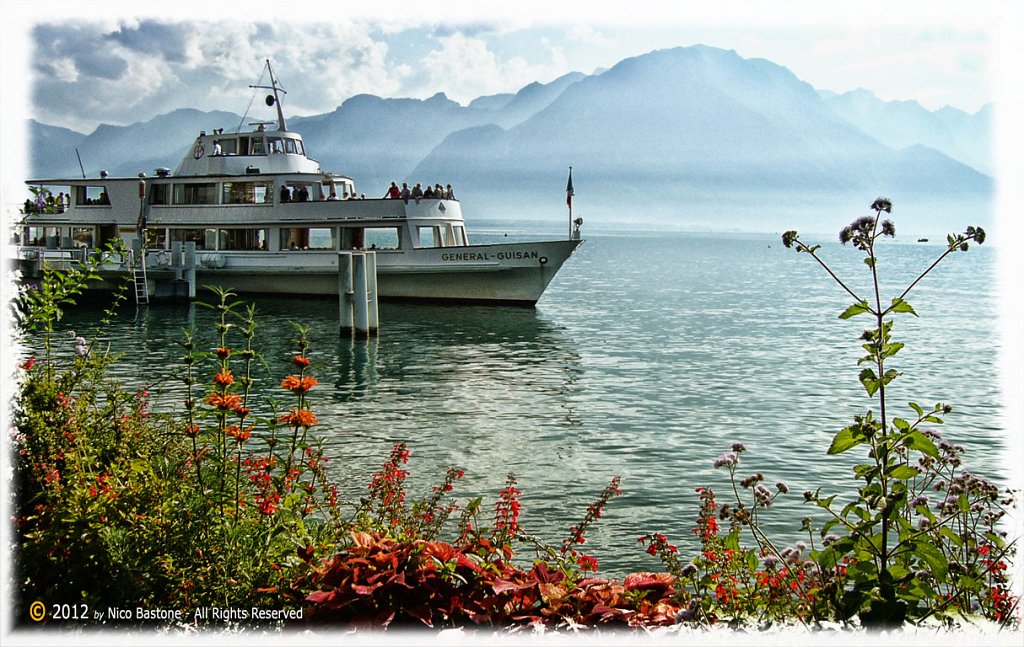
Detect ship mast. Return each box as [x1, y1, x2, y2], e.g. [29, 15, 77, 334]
[249, 59, 288, 131]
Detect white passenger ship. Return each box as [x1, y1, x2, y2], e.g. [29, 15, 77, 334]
[15, 61, 583, 306]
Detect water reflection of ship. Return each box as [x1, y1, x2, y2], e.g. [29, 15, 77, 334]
[330, 304, 583, 419]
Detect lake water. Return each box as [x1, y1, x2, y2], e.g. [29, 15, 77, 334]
[36, 224, 1006, 577]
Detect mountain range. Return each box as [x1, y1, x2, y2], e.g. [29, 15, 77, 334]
[27, 45, 993, 233]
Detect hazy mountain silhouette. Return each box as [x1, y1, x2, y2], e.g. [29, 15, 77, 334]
[29, 108, 240, 179]
[821, 88, 992, 175]
[414, 47, 990, 207]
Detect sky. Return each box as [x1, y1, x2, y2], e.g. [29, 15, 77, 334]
[0, 1, 1011, 134]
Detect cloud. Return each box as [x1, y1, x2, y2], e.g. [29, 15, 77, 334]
[32, 22, 129, 82]
[432, 21, 502, 39]
[29, 19, 408, 132]
[104, 21, 193, 62]
[413, 32, 568, 104]
[567, 25, 610, 46]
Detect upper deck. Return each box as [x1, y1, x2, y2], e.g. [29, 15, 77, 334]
[173, 125, 323, 177]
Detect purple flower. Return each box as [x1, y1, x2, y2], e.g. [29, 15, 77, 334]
[714, 452, 738, 469]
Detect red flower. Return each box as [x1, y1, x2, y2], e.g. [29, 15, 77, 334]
[281, 375, 318, 393]
[257, 492, 281, 515]
[293, 355, 312, 368]
[21, 358, 37, 371]
[225, 425, 252, 442]
[577, 553, 599, 572]
[206, 392, 243, 410]
[213, 368, 234, 386]
[279, 409, 318, 427]
[215, 347, 231, 359]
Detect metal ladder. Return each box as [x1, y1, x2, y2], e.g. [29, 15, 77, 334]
[132, 251, 149, 305]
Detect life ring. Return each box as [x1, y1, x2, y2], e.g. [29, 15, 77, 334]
[199, 253, 226, 269]
[193, 142, 205, 159]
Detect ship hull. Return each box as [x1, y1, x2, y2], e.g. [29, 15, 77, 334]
[187, 239, 582, 306]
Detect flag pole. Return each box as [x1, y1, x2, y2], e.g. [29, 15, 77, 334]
[566, 166, 574, 240]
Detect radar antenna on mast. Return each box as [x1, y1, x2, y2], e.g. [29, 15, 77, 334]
[249, 59, 288, 131]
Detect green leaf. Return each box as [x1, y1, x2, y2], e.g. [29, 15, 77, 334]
[903, 431, 940, 458]
[908, 402, 924, 417]
[859, 368, 880, 397]
[829, 427, 866, 455]
[889, 297, 918, 317]
[890, 465, 920, 480]
[940, 526, 963, 547]
[892, 418, 910, 432]
[881, 368, 901, 386]
[853, 463, 879, 480]
[822, 517, 844, 536]
[849, 559, 878, 582]
[817, 494, 838, 509]
[839, 301, 872, 320]
[881, 342, 905, 359]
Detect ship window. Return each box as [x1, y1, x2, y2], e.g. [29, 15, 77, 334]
[222, 181, 271, 204]
[171, 228, 216, 250]
[285, 138, 297, 154]
[450, 225, 467, 246]
[218, 139, 237, 155]
[25, 226, 46, 246]
[268, 137, 284, 154]
[363, 227, 400, 250]
[283, 183, 313, 202]
[250, 138, 266, 155]
[72, 227, 94, 248]
[416, 226, 443, 248]
[149, 184, 169, 205]
[143, 228, 166, 250]
[74, 186, 110, 206]
[218, 228, 267, 251]
[173, 183, 217, 205]
[281, 227, 335, 251]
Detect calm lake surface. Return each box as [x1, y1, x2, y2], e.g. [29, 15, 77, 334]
[40, 224, 1006, 577]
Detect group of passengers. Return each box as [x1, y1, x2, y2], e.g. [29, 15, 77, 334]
[281, 184, 368, 202]
[327, 190, 367, 200]
[384, 181, 455, 202]
[280, 184, 310, 203]
[22, 191, 74, 214]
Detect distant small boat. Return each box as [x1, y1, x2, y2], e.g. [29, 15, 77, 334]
[917, 238, 929, 243]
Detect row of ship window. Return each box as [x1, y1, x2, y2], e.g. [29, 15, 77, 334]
[15, 225, 467, 252]
[69, 181, 356, 206]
